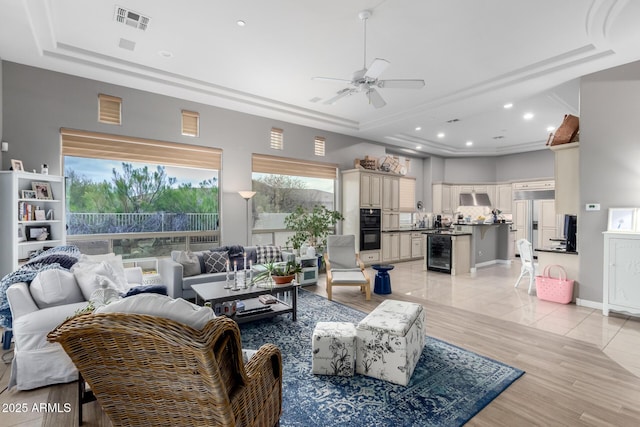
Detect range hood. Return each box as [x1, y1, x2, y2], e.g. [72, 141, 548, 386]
[459, 193, 492, 206]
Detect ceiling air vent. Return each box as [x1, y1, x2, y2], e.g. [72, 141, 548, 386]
[446, 118, 460, 123]
[114, 6, 150, 31]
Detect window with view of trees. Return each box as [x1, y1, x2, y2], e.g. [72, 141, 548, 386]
[61, 128, 221, 258]
[251, 154, 337, 246]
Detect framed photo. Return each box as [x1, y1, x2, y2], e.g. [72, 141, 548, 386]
[607, 208, 636, 232]
[11, 159, 24, 171]
[25, 225, 51, 241]
[18, 225, 26, 242]
[34, 209, 46, 221]
[21, 189, 36, 199]
[32, 182, 53, 200]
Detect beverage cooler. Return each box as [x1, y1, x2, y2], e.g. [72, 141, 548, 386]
[427, 234, 452, 273]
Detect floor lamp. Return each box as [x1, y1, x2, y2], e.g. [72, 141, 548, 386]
[238, 191, 256, 246]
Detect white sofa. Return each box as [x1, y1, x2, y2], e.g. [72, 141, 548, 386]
[6, 263, 144, 390]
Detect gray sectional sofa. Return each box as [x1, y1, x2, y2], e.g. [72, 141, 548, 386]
[158, 245, 294, 300]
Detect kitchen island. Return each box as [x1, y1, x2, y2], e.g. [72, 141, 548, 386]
[451, 223, 513, 273]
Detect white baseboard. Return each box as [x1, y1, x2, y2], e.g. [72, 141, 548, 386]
[576, 298, 602, 310]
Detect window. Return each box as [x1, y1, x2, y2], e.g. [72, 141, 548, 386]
[251, 153, 338, 246]
[181, 110, 199, 137]
[314, 136, 325, 156]
[61, 128, 221, 258]
[270, 127, 283, 150]
[98, 94, 122, 125]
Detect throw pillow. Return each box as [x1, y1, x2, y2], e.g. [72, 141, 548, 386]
[255, 245, 283, 264]
[75, 253, 129, 291]
[29, 269, 84, 309]
[95, 293, 216, 330]
[203, 251, 229, 273]
[72, 261, 128, 300]
[176, 251, 201, 277]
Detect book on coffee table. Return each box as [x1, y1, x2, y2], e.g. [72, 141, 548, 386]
[236, 298, 273, 316]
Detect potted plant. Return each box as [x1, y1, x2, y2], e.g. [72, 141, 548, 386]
[285, 205, 344, 255]
[252, 260, 302, 285]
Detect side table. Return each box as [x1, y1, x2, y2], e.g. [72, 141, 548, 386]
[372, 264, 394, 294]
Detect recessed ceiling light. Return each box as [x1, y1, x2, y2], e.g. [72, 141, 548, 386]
[503, 103, 513, 109]
[416, 145, 422, 150]
[237, 20, 246, 27]
[158, 50, 173, 58]
[546, 126, 556, 132]
[437, 132, 445, 138]
[466, 141, 473, 146]
[523, 112, 534, 120]
[415, 126, 421, 131]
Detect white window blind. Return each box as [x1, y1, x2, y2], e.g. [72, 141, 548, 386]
[98, 94, 122, 125]
[270, 127, 283, 150]
[252, 153, 337, 179]
[61, 128, 221, 170]
[314, 136, 326, 156]
[399, 177, 416, 211]
[181, 110, 199, 137]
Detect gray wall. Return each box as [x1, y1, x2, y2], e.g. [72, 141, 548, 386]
[579, 60, 640, 303]
[1, 61, 414, 244]
[0, 56, 3, 165]
[496, 150, 554, 182]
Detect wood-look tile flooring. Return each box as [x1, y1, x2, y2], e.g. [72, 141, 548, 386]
[1, 259, 639, 426]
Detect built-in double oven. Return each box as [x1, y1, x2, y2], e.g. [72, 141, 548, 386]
[360, 208, 381, 251]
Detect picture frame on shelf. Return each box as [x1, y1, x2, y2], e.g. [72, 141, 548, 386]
[32, 181, 53, 200]
[607, 208, 636, 232]
[25, 225, 51, 241]
[11, 159, 24, 171]
[34, 209, 46, 221]
[18, 224, 26, 242]
[21, 189, 36, 199]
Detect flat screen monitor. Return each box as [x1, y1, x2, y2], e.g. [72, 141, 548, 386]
[564, 214, 577, 252]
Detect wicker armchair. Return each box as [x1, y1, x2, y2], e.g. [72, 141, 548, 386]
[47, 313, 282, 427]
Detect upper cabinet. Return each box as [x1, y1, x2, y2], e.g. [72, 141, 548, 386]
[360, 173, 382, 208]
[551, 142, 579, 216]
[382, 176, 399, 211]
[496, 184, 513, 214]
[513, 180, 554, 190]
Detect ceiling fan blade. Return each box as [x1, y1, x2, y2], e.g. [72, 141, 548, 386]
[324, 88, 355, 105]
[364, 58, 390, 79]
[312, 76, 352, 84]
[367, 88, 386, 108]
[379, 79, 425, 89]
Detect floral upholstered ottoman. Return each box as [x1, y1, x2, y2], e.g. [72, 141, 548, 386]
[356, 299, 425, 385]
[312, 321, 357, 376]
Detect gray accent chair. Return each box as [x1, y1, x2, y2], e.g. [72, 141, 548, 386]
[324, 235, 371, 301]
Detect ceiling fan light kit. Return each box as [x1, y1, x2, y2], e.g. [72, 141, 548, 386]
[313, 9, 425, 108]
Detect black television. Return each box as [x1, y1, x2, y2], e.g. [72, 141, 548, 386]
[564, 214, 577, 252]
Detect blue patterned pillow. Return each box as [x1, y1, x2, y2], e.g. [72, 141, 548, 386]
[255, 245, 282, 264]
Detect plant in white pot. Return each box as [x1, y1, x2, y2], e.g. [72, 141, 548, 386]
[285, 205, 344, 256]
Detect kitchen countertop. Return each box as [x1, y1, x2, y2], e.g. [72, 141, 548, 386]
[536, 247, 579, 255]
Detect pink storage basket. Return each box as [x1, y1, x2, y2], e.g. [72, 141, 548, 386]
[535, 264, 574, 304]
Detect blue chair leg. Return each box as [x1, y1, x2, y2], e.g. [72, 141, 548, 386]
[2, 329, 13, 350]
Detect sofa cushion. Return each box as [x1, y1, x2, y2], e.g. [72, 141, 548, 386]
[175, 251, 201, 277]
[96, 293, 215, 330]
[72, 261, 128, 300]
[29, 269, 84, 309]
[255, 245, 283, 264]
[203, 251, 229, 273]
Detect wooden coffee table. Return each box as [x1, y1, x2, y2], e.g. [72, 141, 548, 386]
[191, 280, 298, 324]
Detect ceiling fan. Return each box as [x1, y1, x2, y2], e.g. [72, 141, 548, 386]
[313, 10, 425, 109]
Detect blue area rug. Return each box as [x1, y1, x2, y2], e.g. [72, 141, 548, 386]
[239, 290, 524, 427]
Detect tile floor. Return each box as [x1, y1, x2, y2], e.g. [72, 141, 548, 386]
[359, 259, 640, 378]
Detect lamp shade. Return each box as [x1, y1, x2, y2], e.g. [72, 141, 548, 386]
[238, 191, 256, 200]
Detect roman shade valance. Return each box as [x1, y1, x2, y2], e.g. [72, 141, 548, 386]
[252, 153, 337, 180]
[61, 128, 221, 170]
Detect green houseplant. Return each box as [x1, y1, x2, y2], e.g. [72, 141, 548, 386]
[252, 260, 302, 285]
[284, 205, 344, 253]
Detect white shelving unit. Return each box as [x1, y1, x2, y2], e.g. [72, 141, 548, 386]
[0, 171, 66, 277]
[603, 232, 640, 317]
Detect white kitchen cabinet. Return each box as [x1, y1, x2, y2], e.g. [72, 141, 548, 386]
[441, 185, 452, 214]
[359, 250, 381, 264]
[432, 184, 443, 215]
[513, 180, 554, 190]
[382, 176, 399, 211]
[513, 200, 528, 254]
[411, 232, 424, 258]
[539, 200, 557, 248]
[382, 212, 400, 231]
[551, 142, 579, 216]
[360, 173, 382, 208]
[399, 232, 412, 260]
[382, 232, 399, 262]
[496, 184, 513, 213]
[0, 171, 66, 277]
[603, 232, 640, 317]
